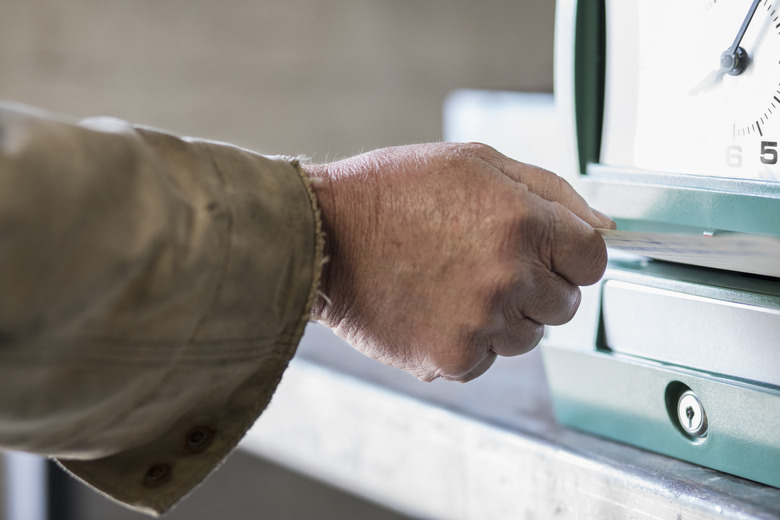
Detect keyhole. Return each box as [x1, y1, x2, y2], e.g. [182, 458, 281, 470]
[672, 387, 708, 439]
[685, 405, 695, 428]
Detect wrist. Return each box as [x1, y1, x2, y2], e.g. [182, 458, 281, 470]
[301, 163, 338, 320]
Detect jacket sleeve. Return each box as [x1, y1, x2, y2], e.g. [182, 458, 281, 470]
[0, 103, 324, 515]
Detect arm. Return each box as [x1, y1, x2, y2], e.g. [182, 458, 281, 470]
[0, 103, 323, 514]
[1, 104, 610, 514]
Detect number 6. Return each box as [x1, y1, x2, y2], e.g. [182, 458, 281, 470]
[727, 145, 742, 167]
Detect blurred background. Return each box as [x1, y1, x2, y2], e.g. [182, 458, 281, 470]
[0, 0, 553, 159]
[1, 0, 554, 518]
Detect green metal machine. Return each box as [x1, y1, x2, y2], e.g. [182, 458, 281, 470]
[543, 0, 780, 488]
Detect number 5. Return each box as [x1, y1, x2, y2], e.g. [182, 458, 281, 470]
[760, 141, 778, 165]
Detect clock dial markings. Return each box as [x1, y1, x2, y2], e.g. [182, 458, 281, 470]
[603, 0, 780, 179]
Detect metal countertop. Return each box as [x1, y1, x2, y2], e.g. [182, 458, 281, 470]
[242, 323, 780, 520]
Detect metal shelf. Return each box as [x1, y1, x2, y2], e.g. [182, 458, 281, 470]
[242, 323, 780, 520]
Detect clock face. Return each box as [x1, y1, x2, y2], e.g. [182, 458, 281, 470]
[600, 0, 780, 182]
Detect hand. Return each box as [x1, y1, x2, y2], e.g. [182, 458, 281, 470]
[691, 0, 760, 95]
[304, 143, 613, 382]
[689, 67, 727, 96]
[725, 0, 761, 63]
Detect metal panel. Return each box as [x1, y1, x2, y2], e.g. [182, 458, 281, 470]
[580, 169, 780, 238]
[601, 279, 780, 385]
[2, 452, 47, 520]
[543, 344, 780, 489]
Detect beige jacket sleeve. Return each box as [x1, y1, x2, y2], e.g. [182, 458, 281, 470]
[0, 103, 324, 515]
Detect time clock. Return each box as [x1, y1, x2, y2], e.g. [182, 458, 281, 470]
[544, 0, 780, 492]
[602, 0, 780, 181]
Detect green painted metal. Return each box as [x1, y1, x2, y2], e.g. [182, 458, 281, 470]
[603, 255, 780, 301]
[542, 344, 780, 488]
[570, 0, 780, 238]
[573, 0, 605, 175]
[542, 259, 780, 488]
[581, 166, 780, 238]
[548, 0, 780, 492]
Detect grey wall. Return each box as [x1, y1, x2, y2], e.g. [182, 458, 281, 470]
[0, 0, 554, 160]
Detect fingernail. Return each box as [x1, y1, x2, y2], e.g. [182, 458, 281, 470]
[592, 208, 615, 228]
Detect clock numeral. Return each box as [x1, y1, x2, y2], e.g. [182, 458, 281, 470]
[726, 143, 779, 167]
[760, 141, 778, 165]
[727, 145, 743, 167]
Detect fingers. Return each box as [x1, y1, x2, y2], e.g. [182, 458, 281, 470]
[436, 311, 545, 381]
[545, 203, 610, 286]
[515, 270, 582, 325]
[481, 190, 604, 361]
[442, 310, 544, 383]
[489, 272, 580, 358]
[489, 317, 545, 358]
[471, 144, 614, 230]
[442, 350, 498, 383]
[512, 165, 613, 229]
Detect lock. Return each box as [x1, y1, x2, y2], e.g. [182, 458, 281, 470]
[677, 390, 708, 438]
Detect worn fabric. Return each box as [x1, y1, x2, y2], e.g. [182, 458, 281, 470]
[0, 103, 324, 515]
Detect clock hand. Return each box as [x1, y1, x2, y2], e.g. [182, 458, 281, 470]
[721, 0, 761, 76]
[689, 67, 728, 96]
[691, 0, 762, 95]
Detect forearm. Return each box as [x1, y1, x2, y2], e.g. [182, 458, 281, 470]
[0, 103, 323, 513]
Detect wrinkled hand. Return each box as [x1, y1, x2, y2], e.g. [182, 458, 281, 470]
[304, 143, 613, 382]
